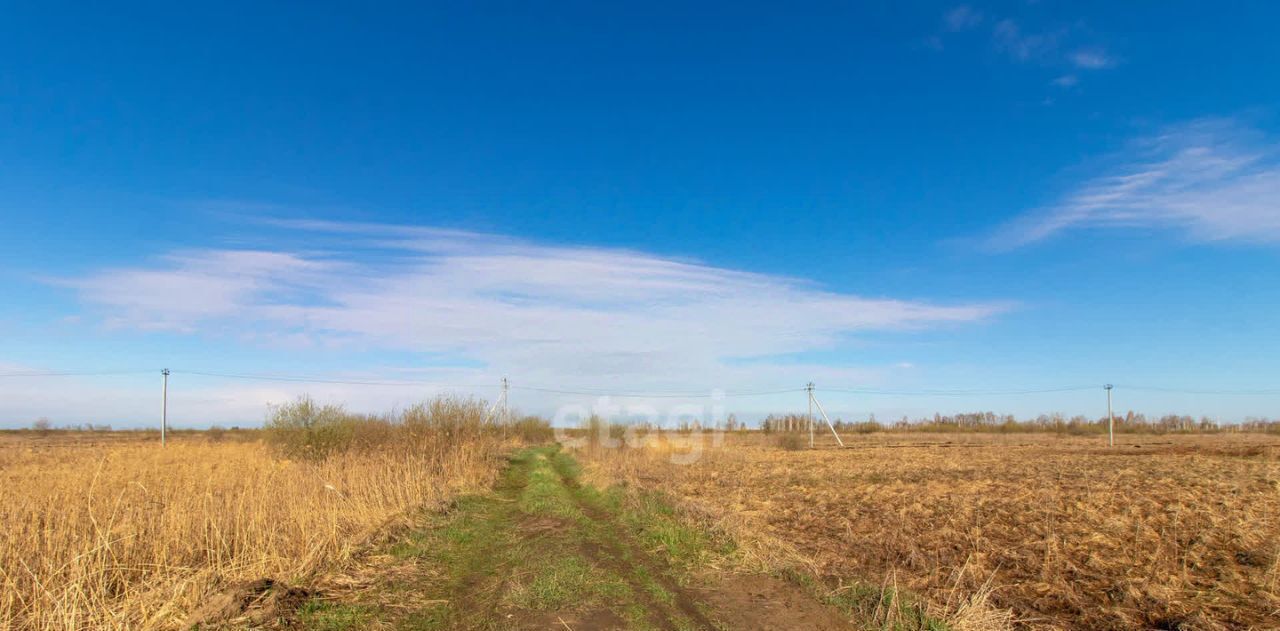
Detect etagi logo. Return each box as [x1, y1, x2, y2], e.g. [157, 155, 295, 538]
[551, 392, 728, 465]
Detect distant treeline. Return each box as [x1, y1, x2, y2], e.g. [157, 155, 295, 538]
[760, 411, 1280, 434]
[13, 408, 1279, 436]
[13, 418, 257, 434]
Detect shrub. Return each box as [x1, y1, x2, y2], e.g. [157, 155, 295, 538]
[264, 396, 368, 459]
[402, 396, 488, 441]
[776, 433, 805, 451]
[510, 415, 554, 443]
[580, 416, 634, 453]
[265, 394, 553, 460]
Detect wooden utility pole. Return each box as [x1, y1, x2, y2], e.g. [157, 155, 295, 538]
[1105, 384, 1114, 447]
[161, 368, 169, 446]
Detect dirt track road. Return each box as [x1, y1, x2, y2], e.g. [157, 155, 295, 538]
[293, 446, 851, 630]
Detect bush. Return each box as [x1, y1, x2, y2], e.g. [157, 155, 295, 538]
[264, 394, 554, 460]
[776, 433, 806, 451]
[580, 416, 635, 453]
[510, 415, 554, 443]
[402, 396, 489, 441]
[264, 396, 370, 460]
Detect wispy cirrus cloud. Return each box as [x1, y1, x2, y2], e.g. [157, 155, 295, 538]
[55, 250, 341, 333]
[991, 19, 1064, 62]
[56, 222, 1006, 397]
[943, 5, 984, 32]
[990, 19, 1117, 71]
[931, 6, 1117, 87]
[1068, 48, 1116, 69]
[992, 117, 1280, 247]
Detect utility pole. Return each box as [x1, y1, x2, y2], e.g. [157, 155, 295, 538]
[501, 377, 509, 425]
[807, 385, 845, 448]
[1105, 384, 1114, 448]
[161, 368, 170, 447]
[807, 382, 815, 448]
[484, 377, 509, 427]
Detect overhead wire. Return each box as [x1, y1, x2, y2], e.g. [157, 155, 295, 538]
[170, 369, 498, 389]
[509, 384, 807, 398]
[0, 369, 154, 378]
[1115, 384, 1280, 396]
[818, 385, 1100, 396]
[2, 368, 1276, 397]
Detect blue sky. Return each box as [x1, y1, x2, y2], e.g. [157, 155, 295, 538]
[1, 2, 1278, 426]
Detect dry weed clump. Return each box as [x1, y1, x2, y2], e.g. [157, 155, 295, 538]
[579, 432, 1280, 630]
[0, 395, 540, 630]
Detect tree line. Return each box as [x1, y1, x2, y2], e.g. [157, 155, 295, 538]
[759, 411, 1280, 434]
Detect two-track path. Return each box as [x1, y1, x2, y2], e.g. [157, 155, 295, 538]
[292, 446, 850, 630]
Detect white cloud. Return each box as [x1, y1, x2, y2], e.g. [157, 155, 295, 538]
[991, 19, 1063, 62]
[967, 18, 1116, 82]
[55, 250, 340, 332]
[1069, 48, 1116, 69]
[927, 5, 1117, 84]
[993, 117, 1280, 246]
[45, 223, 1005, 420]
[944, 5, 984, 32]
[0, 371, 448, 428]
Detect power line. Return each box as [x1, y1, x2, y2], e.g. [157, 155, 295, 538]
[4, 367, 1278, 398]
[514, 382, 719, 396]
[0, 370, 153, 378]
[1117, 384, 1280, 396]
[509, 384, 807, 398]
[170, 369, 498, 389]
[819, 385, 1099, 396]
[0, 368, 795, 396]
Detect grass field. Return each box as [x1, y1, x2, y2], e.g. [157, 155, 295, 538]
[0, 398, 515, 631]
[580, 431, 1280, 630]
[5, 419, 1277, 630]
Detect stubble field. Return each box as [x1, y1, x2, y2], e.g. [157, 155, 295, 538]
[582, 431, 1280, 630]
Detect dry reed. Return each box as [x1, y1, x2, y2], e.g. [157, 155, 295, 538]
[0, 397, 525, 630]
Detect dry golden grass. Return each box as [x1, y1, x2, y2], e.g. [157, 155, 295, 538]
[0, 431, 506, 630]
[580, 431, 1280, 630]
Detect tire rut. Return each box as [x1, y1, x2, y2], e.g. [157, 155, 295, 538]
[557, 468, 719, 630]
[575, 538, 676, 631]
